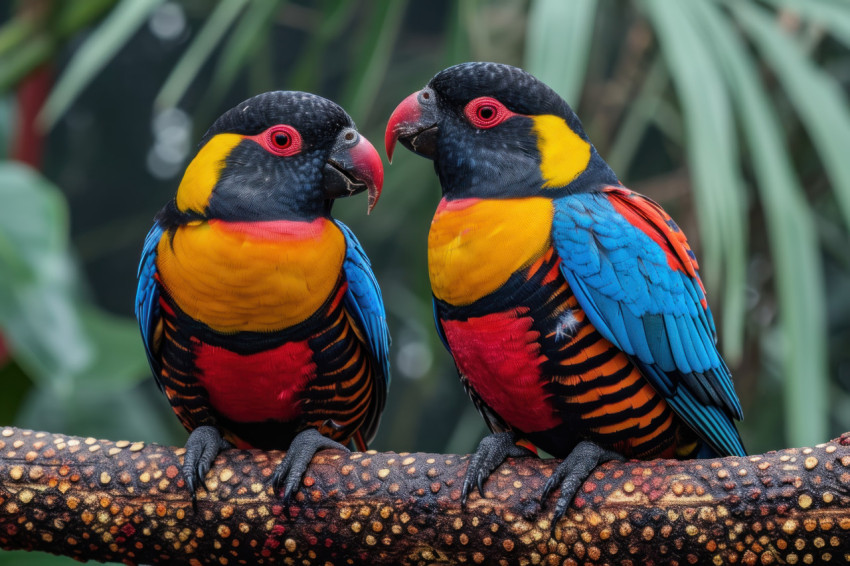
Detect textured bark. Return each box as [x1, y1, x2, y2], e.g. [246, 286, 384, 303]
[0, 427, 849, 565]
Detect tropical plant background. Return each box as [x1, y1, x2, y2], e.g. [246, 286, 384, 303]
[1, 0, 849, 562]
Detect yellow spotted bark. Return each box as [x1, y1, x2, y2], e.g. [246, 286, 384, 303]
[0, 427, 849, 565]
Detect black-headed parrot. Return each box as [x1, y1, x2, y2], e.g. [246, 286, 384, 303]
[136, 91, 390, 503]
[385, 62, 744, 520]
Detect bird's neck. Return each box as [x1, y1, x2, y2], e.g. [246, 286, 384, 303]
[156, 198, 330, 230]
[434, 143, 619, 202]
[434, 149, 543, 200]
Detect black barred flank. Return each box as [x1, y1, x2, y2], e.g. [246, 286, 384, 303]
[577, 394, 666, 429]
[549, 345, 621, 378]
[542, 361, 633, 398]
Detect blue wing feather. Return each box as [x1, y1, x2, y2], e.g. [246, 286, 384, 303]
[552, 189, 745, 457]
[334, 221, 390, 443]
[135, 222, 165, 389]
[432, 298, 450, 351]
[335, 221, 391, 383]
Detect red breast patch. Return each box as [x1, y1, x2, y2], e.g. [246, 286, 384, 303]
[441, 309, 560, 432]
[194, 340, 316, 423]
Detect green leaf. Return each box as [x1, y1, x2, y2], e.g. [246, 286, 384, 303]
[694, 0, 828, 448]
[38, 0, 165, 130]
[733, 1, 850, 234]
[154, 0, 250, 111]
[286, 0, 354, 93]
[434, 2, 466, 67]
[641, 0, 748, 364]
[0, 361, 34, 425]
[605, 55, 668, 179]
[0, 549, 110, 566]
[205, 0, 284, 109]
[77, 305, 148, 391]
[15, 380, 181, 445]
[341, 0, 409, 123]
[0, 16, 39, 57]
[0, 35, 53, 93]
[443, 404, 490, 455]
[0, 95, 13, 157]
[0, 0, 118, 93]
[761, 0, 850, 49]
[0, 161, 88, 389]
[525, 0, 597, 106]
[52, 0, 121, 39]
[0, 162, 147, 396]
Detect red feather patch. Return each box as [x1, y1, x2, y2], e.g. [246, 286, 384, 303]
[604, 187, 707, 304]
[209, 217, 326, 241]
[194, 339, 316, 424]
[441, 309, 560, 432]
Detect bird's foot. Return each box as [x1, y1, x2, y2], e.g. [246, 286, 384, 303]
[271, 429, 348, 504]
[182, 426, 232, 509]
[541, 440, 623, 523]
[461, 431, 536, 504]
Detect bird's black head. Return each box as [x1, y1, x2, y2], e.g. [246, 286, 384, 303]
[385, 62, 617, 199]
[171, 91, 383, 222]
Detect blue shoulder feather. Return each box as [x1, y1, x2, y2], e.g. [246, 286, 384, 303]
[135, 222, 165, 388]
[334, 220, 391, 391]
[432, 297, 450, 351]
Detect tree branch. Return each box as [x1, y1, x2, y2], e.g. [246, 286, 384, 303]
[0, 427, 849, 565]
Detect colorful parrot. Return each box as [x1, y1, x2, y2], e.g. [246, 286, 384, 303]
[136, 91, 390, 503]
[385, 62, 744, 520]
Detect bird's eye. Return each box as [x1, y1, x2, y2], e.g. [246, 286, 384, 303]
[464, 97, 516, 129]
[273, 132, 290, 148]
[251, 124, 302, 157]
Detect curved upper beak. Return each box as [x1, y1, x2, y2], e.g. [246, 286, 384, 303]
[385, 90, 439, 163]
[324, 133, 384, 214]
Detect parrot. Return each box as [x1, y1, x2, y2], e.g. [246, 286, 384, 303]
[385, 62, 744, 521]
[135, 91, 390, 503]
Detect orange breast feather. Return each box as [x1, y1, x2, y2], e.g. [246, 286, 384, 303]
[428, 197, 554, 306]
[156, 218, 345, 333]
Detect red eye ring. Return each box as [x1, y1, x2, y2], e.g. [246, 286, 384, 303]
[464, 96, 517, 129]
[249, 124, 302, 157]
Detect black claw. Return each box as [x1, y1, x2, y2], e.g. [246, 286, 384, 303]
[461, 432, 535, 505]
[182, 426, 232, 510]
[542, 440, 623, 523]
[460, 477, 474, 505]
[271, 429, 347, 503]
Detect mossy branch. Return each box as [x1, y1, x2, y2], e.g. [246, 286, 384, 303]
[0, 427, 849, 565]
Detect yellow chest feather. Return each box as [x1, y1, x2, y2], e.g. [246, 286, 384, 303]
[428, 197, 554, 306]
[156, 218, 345, 333]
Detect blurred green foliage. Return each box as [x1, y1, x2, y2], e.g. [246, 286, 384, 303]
[1, 0, 850, 562]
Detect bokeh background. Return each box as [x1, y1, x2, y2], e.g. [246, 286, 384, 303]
[1, 0, 849, 562]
